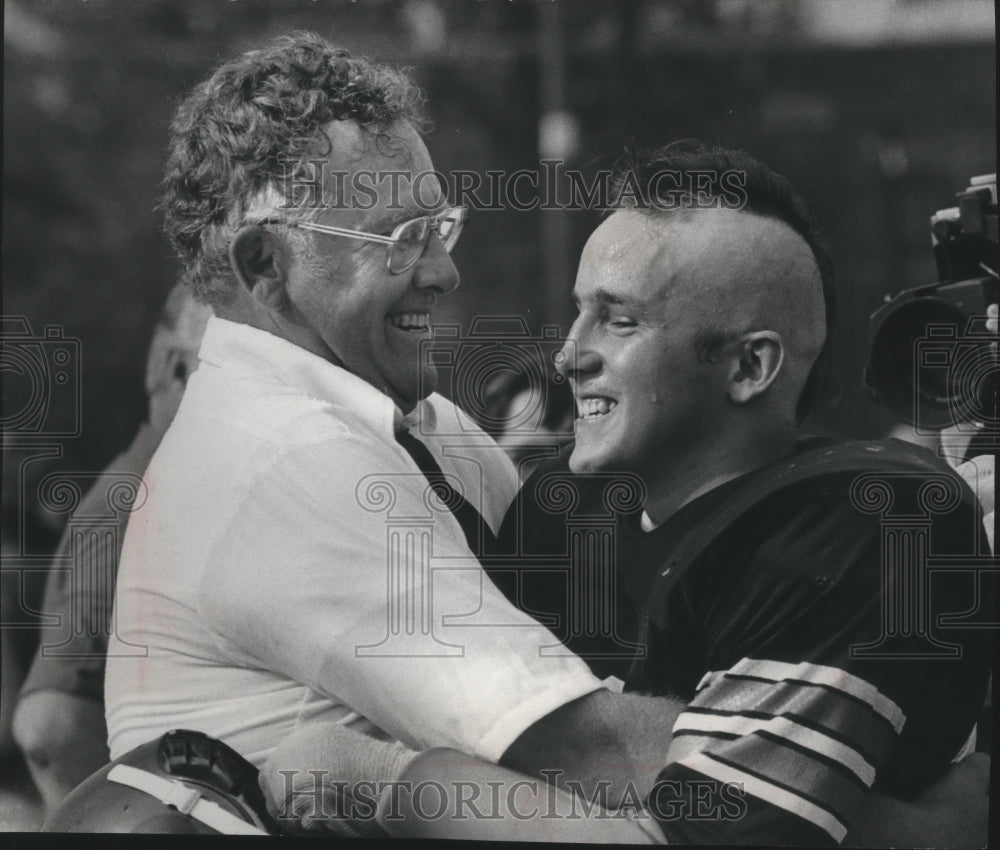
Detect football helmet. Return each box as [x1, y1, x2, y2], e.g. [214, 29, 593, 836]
[43, 729, 276, 834]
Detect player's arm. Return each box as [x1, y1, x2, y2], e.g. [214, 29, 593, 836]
[638, 628, 987, 845]
[502, 665, 989, 847]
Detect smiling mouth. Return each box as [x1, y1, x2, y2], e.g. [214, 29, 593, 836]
[576, 397, 618, 421]
[387, 313, 431, 333]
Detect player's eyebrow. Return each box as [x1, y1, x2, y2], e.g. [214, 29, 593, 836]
[572, 287, 664, 325]
[590, 287, 653, 312]
[592, 287, 630, 306]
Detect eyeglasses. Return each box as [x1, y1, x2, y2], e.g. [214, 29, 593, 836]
[280, 205, 467, 275]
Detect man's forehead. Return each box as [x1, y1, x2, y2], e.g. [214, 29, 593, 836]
[321, 118, 422, 165]
[315, 118, 443, 223]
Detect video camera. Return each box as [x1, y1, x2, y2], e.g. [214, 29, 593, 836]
[865, 174, 998, 434]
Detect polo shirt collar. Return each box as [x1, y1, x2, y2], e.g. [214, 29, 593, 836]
[198, 315, 431, 439]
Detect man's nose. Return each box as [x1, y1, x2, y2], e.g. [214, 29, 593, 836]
[411, 235, 459, 295]
[556, 324, 601, 381]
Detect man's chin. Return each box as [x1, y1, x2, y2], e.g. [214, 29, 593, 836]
[568, 443, 601, 474]
[395, 367, 437, 413]
[568, 440, 636, 477]
[415, 365, 438, 400]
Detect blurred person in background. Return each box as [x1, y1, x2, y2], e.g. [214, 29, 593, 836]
[0, 471, 58, 770]
[886, 300, 997, 551]
[477, 367, 575, 481]
[12, 285, 211, 816]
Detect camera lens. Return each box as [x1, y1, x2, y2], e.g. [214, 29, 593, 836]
[867, 298, 968, 428]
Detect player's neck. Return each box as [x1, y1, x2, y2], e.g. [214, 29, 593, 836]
[644, 427, 795, 526]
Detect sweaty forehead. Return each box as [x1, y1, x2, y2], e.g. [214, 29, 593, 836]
[577, 211, 675, 298]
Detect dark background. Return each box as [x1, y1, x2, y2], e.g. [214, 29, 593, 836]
[3, 0, 997, 501]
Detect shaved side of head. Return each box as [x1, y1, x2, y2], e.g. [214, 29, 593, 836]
[640, 207, 827, 420]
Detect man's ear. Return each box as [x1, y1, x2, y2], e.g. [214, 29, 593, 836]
[727, 331, 785, 404]
[229, 225, 288, 311]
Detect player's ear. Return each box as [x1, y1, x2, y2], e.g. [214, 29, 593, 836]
[727, 330, 784, 404]
[229, 225, 289, 311]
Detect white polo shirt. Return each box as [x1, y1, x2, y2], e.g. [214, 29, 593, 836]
[104, 317, 602, 767]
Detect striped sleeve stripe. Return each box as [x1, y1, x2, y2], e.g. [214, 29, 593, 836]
[695, 668, 726, 692]
[698, 658, 905, 733]
[666, 729, 873, 796]
[667, 732, 742, 766]
[678, 751, 848, 843]
[672, 711, 876, 786]
[685, 680, 894, 767]
[667, 727, 868, 829]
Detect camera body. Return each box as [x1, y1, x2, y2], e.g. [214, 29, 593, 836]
[419, 316, 574, 439]
[0, 317, 82, 437]
[865, 175, 998, 435]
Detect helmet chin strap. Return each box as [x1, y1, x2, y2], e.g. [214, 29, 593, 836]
[107, 764, 269, 836]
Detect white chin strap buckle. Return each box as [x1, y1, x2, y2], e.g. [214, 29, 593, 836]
[107, 763, 269, 835]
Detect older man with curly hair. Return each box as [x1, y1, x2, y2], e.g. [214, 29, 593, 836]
[103, 32, 642, 791]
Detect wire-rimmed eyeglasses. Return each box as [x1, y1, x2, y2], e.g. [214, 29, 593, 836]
[262, 206, 468, 275]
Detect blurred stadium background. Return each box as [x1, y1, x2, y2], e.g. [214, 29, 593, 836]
[1, 0, 996, 827]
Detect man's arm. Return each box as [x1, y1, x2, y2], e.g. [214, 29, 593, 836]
[260, 720, 667, 842]
[386, 746, 666, 843]
[500, 688, 686, 804]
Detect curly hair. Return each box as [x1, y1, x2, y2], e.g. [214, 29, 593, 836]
[162, 32, 426, 306]
[608, 139, 841, 424]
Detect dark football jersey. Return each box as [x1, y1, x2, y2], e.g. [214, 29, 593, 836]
[494, 440, 993, 845]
